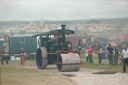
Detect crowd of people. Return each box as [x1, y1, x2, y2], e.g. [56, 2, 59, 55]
[84, 44, 120, 65]
[83, 43, 128, 72]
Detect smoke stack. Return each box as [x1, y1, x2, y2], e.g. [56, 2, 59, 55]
[61, 25, 66, 47]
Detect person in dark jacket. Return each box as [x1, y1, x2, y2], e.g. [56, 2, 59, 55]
[107, 44, 113, 65]
[113, 44, 119, 65]
[1, 47, 8, 65]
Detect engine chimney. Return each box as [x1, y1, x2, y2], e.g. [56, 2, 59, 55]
[61, 25, 66, 48]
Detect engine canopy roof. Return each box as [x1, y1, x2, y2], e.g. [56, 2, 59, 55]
[33, 29, 74, 37]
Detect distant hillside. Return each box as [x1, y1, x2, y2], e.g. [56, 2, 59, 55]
[44, 18, 128, 24]
[0, 21, 40, 28]
[0, 18, 128, 28]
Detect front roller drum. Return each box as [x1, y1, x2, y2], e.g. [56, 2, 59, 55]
[36, 47, 48, 69]
[57, 53, 80, 72]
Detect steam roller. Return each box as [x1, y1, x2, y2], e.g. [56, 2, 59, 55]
[34, 25, 81, 72]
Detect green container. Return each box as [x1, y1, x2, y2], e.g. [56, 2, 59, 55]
[9, 36, 37, 54]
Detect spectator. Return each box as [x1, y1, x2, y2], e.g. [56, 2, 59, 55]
[107, 44, 113, 64]
[113, 44, 119, 65]
[94, 45, 103, 64]
[98, 46, 103, 64]
[87, 45, 93, 63]
[120, 45, 128, 73]
[84, 47, 89, 62]
[102, 44, 107, 59]
[1, 47, 8, 65]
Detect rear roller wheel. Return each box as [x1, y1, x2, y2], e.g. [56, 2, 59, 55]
[36, 47, 48, 69]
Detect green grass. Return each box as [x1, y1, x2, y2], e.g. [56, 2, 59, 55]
[82, 63, 128, 72]
[0, 59, 36, 67]
[81, 63, 128, 73]
[0, 60, 75, 85]
[80, 52, 128, 73]
[1, 66, 50, 84]
[0, 54, 127, 84]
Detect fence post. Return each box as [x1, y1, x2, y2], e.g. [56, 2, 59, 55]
[21, 48, 25, 66]
[0, 66, 1, 85]
[21, 53, 25, 66]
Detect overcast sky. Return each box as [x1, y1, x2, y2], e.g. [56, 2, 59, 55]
[0, 0, 128, 21]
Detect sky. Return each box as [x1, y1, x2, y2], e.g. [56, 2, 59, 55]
[0, 0, 128, 21]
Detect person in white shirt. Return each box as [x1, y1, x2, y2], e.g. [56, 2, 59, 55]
[84, 47, 89, 62]
[120, 45, 128, 73]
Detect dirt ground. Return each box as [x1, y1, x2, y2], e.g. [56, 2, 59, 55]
[22, 65, 128, 85]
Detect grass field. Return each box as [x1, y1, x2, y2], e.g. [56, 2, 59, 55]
[0, 60, 76, 85]
[0, 54, 128, 85]
[81, 63, 128, 72]
[80, 52, 128, 73]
